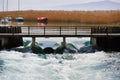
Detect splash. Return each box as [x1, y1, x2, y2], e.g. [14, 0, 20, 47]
[0, 51, 120, 80]
[22, 37, 94, 54]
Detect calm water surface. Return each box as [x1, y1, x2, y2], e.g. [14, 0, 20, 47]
[12, 21, 86, 26]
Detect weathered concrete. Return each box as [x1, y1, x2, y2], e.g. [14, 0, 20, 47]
[0, 26, 120, 51]
[0, 27, 23, 49]
[63, 37, 66, 48]
[91, 27, 120, 51]
[91, 37, 97, 48]
[31, 37, 36, 48]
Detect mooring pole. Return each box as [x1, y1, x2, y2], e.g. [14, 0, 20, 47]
[2, 0, 4, 12]
[32, 37, 36, 48]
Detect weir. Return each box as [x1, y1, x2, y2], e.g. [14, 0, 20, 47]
[0, 25, 120, 51]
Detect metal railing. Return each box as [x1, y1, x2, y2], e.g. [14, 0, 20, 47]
[20, 26, 91, 37]
[0, 26, 120, 37]
[91, 26, 120, 36]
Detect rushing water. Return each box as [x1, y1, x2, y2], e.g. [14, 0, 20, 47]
[0, 37, 120, 80]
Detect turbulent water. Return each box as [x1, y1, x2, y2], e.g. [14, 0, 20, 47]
[0, 37, 120, 80]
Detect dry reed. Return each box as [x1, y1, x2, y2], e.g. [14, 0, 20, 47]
[0, 10, 120, 24]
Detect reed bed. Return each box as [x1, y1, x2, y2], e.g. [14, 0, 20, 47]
[0, 10, 120, 24]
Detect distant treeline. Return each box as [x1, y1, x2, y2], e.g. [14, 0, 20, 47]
[0, 10, 120, 24]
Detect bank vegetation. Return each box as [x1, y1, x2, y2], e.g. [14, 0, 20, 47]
[0, 10, 120, 24]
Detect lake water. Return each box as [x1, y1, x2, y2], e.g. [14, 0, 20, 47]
[0, 37, 120, 80]
[12, 21, 88, 26]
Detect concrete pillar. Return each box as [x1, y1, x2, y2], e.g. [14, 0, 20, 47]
[0, 27, 23, 49]
[32, 37, 36, 48]
[63, 37, 66, 48]
[0, 38, 8, 48]
[91, 37, 97, 48]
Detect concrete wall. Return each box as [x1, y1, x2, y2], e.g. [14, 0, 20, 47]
[91, 36, 120, 51]
[0, 27, 23, 49]
[91, 27, 120, 51]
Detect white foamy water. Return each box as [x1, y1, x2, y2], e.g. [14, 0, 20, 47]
[0, 51, 120, 80]
[23, 37, 90, 49]
[0, 37, 120, 80]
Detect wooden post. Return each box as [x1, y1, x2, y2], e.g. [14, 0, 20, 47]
[32, 37, 36, 48]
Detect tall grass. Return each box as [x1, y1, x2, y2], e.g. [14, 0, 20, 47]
[0, 10, 120, 24]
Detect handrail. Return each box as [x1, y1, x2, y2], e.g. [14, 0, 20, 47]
[0, 26, 91, 37]
[0, 26, 120, 37]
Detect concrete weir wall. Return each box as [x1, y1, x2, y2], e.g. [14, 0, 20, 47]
[91, 27, 120, 51]
[91, 36, 120, 51]
[0, 27, 23, 49]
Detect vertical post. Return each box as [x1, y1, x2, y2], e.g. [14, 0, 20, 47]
[28, 26, 30, 35]
[18, 0, 20, 11]
[2, 0, 5, 12]
[1, 38, 8, 48]
[32, 37, 35, 48]
[63, 37, 66, 48]
[90, 27, 92, 46]
[91, 37, 97, 48]
[6, 0, 8, 11]
[44, 26, 45, 35]
[106, 27, 108, 36]
[60, 26, 61, 35]
[75, 26, 77, 35]
[91, 27, 93, 36]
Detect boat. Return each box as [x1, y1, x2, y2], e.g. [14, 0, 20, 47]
[37, 17, 48, 23]
[15, 17, 24, 25]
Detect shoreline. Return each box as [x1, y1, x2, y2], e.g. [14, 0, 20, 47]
[0, 10, 120, 24]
